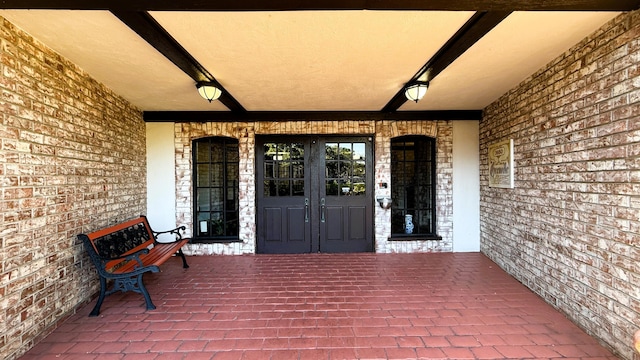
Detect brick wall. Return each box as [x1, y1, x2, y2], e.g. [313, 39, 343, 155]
[0, 17, 146, 360]
[480, 10, 640, 359]
[174, 120, 454, 255]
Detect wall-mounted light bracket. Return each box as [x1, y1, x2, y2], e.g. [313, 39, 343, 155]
[376, 196, 392, 209]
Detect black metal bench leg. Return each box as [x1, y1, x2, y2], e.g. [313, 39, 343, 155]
[178, 248, 189, 268]
[90, 276, 107, 317]
[137, 273, 156, 311]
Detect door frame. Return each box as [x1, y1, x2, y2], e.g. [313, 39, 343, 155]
[255, 135, 375, 253]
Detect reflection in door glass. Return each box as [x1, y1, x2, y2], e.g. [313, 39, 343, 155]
[325, 143, 338, 160]
[277, 180, 290, 196]
[325, 142, 366, 196]
[354, 160, 365, 177]
[339, 143, 351, 160]
[353, 143, 366, 160]
[278, 162, 291, 178]
[292, 180, 305, 196]
[263, 142, 305, 197]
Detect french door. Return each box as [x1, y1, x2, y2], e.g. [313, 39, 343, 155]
[256, 136, 373, 253]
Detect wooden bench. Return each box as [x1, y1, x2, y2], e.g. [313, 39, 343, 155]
[78, 215, 190, 317]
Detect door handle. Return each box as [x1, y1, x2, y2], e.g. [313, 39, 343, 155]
[320, 198, 325, 223]
[304, 198, 309, 223]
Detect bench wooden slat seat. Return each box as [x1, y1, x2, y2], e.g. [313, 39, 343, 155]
[78, 215, 190, 317]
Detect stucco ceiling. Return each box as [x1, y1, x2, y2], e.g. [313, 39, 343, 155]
[0, 7, 624, 115]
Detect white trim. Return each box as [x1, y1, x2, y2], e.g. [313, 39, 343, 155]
[452, 121, 480, 252]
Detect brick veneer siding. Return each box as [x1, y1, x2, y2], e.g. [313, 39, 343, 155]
[174, 120, 453, 255]
[480, 11, 640, 359]
[0, 17, 146, 360]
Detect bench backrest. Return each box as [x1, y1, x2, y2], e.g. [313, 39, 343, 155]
[81, 216, 155, 270]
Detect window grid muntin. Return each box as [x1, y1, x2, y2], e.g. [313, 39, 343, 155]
[325, 142, 367, 196]
[263, 142, 305, 197]
[193, 137, 239, 240]
[390, 136, 436, 236]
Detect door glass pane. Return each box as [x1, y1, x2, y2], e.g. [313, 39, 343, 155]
[292, 162, 304, 179]
[324, 141, 367, 197]
[353, 178, 365, 196]
[264, 162, 275, 177]
[264, 143, 276, 160]
[290, 143, 304, 160]
[340, 160, 351, 178]
[326, 143, 338, 160]
[263, 142, 304, 197]
[339, 143, 351, 160]
[265, 180, 277, 196]
[278, 180, 290, 196]
[354, 160, 365, 177]
[292, 180, 305, 196]
[278, 162, 291, 178]
[340, 181, 351, 195]
[277, 143, 288, 155]
[326, 180, 339, 196]
[326, 161, 339, 178]
[353, 143, 365, 160]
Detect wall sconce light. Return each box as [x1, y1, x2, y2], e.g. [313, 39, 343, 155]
[376, 196, 392, 209]
[196, 81, 222, 102]
[404, 81, 429, 103]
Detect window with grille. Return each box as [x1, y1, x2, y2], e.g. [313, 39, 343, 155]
[390, 136, 437, 237]
[193, 137, 239, 242]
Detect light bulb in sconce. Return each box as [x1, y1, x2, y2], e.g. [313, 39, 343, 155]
[196, 82, 222, 102]
[404, 81, 429, 103]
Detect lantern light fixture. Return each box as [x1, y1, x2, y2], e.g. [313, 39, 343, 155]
[404, 81, 429, 103]
[196, 81, 222, 102]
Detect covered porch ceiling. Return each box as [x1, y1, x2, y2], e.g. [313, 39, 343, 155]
[1, 1, 637, 121]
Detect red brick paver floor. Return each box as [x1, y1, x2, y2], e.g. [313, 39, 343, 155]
[20, 253, 618, 359]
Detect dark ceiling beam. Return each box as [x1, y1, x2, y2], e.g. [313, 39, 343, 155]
[381, 11, 511, 112]
[143, 110, 482, 122]
[0, 0, 638, 11]
[110, 10, 246, 112]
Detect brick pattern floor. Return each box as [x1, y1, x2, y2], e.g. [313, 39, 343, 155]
[20, 253, 617, 359]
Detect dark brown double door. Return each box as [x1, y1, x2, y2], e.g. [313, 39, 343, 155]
[256, 136, 373, 253]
